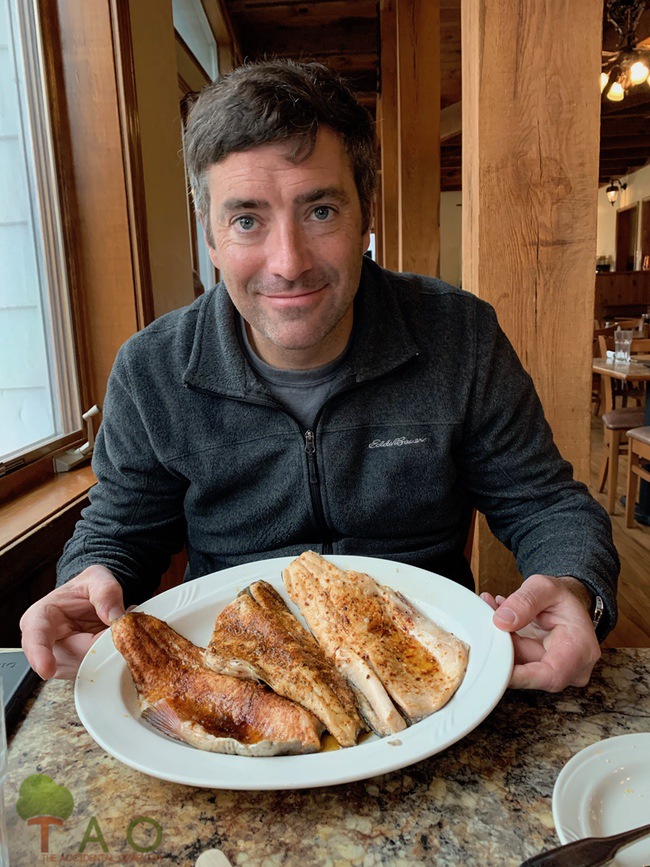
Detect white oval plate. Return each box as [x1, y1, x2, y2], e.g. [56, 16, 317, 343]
[553, 733, 650, 867]
[75, 555, 513, 790]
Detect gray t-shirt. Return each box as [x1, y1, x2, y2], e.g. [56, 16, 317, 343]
[238, 316, 350, 430]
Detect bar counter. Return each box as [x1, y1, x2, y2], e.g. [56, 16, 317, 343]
[5, 648, 650, 866]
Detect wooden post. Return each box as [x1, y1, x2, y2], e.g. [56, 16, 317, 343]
[462, 0, 602, 597]
[396, 0, 440, 276]
[379, 0, 399, 271]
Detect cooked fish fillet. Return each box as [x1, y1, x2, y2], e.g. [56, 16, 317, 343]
[283, 552, 469, 735]
[112, 612, 323, 756]
[203, 581, 365, 747]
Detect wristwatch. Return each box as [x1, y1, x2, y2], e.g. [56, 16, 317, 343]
[591, 595, 604, 630]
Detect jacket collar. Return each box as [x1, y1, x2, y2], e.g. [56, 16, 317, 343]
[183, 258, 419, 398]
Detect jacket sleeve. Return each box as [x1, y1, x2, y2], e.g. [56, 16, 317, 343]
[56, 344, 188, 606]
[456, 304, 619, 640]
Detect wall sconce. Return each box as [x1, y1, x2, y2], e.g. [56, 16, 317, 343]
[606, 178, 627, 206]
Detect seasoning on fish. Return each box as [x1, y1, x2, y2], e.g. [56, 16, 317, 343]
[282, 551, 469, 735]
[112, 612, 324, 756]
[203, 580, 365, 747]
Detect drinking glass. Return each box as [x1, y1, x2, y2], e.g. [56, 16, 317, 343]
[614, 329, 633, 362]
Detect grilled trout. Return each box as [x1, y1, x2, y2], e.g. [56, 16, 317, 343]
[203, 581, 365, 747]
[283, 551, 470, 736]
[112, 612, 323, 756]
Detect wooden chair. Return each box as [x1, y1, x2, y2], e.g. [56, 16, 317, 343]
[614, 317, 643, 331]
[625, 427, 650, 527]
[592, 325, 617, 415]
[598, 408, 645, 514]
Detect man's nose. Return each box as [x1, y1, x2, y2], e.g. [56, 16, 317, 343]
[266, 221, 313, 281]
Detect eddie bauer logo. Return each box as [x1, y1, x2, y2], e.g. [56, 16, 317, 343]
[368, 436, 428, 449]
[15, 773, 163, 859]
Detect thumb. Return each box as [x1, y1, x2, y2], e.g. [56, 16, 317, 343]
[492, 576, 557, 632]
[86, 570, 126, 626]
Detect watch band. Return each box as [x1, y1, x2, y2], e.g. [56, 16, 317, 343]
[592, 595, 604, 630]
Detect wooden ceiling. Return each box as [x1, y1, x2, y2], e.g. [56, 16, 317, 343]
[223, 0, 650, 191]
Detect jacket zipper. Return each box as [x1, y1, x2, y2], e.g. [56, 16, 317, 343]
[304, 429, 332, 553]
[188, 355, 418, 557]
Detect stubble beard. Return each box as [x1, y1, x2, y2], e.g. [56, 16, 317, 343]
[245, 265, 352, 351]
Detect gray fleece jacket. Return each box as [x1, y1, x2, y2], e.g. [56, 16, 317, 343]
[57, 259, 619, 637]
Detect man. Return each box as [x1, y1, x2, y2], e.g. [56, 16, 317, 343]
[21, 60, 618, 692]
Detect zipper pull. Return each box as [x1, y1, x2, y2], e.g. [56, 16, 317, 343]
[304, 430, 317, 483]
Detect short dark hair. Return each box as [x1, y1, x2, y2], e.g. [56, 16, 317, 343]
[184, 60, 377, 243]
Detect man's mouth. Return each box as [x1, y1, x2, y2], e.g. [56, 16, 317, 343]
[262, 285, 327, 306]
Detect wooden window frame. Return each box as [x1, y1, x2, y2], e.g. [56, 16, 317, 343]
[1, 0, 154, 504]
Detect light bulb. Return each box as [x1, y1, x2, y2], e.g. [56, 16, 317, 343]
[607, 81, 625, 101]
[600, 72, 609, 92]
[629, 60, 649, 85]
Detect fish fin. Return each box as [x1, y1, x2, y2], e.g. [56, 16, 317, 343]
[140, 700, 186, 743]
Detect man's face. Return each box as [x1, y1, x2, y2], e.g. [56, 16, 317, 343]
[204, 127, 370, 369]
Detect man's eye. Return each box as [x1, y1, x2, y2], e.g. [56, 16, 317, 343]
[235, 215, 257, 231]
[312, 206, 333, 221]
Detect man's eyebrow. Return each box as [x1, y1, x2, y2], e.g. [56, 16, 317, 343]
[220, 198, 270, 213]
[295, 187, 350, 206]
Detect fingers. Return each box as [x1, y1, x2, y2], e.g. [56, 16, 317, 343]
[20, 565, 122, 680]
[20, 603, 65, 680]
[509, 636, 600, 692]
[486, 575, 590, 632]
[486, 575, 602, 692]
[491, 575, 583, 633]
[51, 631, 108, 680]
[480, 592, 498, 611]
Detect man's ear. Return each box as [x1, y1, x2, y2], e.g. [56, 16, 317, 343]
[362, 203, 374, 252]
[198, 210, 219, 268]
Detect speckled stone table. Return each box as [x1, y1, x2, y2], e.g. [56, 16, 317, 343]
[4, 648, 650, 867]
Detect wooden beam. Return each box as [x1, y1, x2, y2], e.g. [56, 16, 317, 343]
[379, 0, 399, 271]
[227, 1, 377, 23]
[396, 0, 440, 276]
[462, 0, 602, 598]
[244, 20, 377, 57]
[52, 0, 142, 407]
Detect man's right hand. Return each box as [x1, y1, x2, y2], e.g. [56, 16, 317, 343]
[20, 565, 125, 680]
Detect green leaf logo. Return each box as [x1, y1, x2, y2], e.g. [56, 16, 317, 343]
[16, 774, 74, 821]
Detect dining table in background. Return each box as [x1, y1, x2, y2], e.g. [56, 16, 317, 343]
[4, 647, 650, 867]
[593, 355, 650, 525]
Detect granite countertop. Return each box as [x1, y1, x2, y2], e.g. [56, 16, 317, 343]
[4, 648, 650, 866]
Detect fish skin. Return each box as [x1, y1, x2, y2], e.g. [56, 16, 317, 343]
[204, 581, 365, 747]
[112, 612, 323, 756]
[283, 552, 469, 732]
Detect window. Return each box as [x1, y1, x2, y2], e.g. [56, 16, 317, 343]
[172, 0, 218, 82]
[0, 0, 81, 474]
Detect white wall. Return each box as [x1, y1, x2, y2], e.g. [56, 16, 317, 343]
[440, 190, 463, 286]
[597, 163, 650, 267]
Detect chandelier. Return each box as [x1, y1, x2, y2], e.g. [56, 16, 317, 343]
[601, 0, 650, 101]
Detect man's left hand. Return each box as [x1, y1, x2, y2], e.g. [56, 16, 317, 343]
[480, 574, 601, 692]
